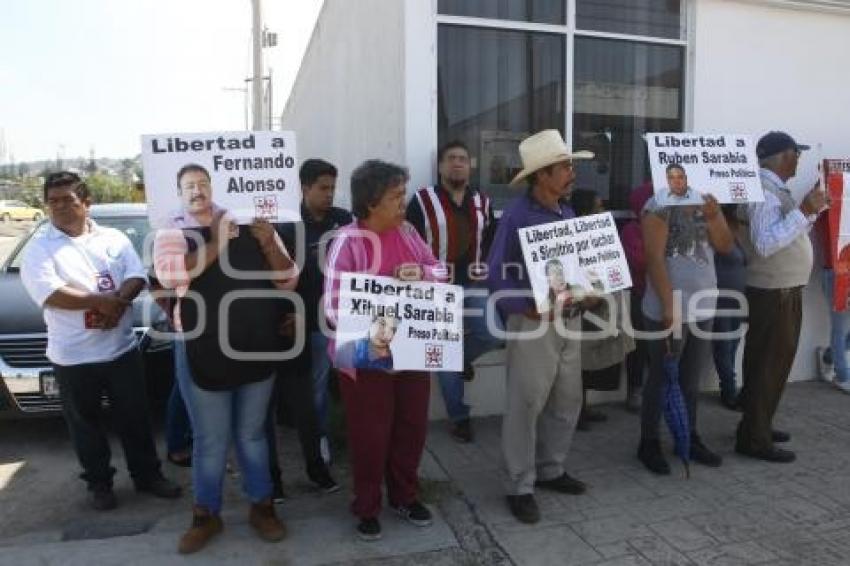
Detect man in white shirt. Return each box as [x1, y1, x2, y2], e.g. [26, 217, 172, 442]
[736, 132, 826, 463]
[21, 171, 181, 511]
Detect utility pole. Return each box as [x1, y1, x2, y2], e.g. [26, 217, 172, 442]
[251, 0, 264, 130]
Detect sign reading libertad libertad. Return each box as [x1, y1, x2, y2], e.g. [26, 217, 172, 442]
[335, 274, 464, 372]
[645, 133, 764, 207]
[141, 131, 300, 228]
[519, 212, 632, 314]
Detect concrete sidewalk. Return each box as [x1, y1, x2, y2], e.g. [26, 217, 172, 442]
[2, 381, 850, 565]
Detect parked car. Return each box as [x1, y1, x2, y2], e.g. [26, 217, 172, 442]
[0, 203, 174, 416]
[0, 200, 44, 222]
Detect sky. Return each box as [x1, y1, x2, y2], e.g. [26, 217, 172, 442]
[0, 0, 324, 163]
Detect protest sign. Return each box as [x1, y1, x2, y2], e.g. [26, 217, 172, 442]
[141, 131, 300, 228]
[645, 133, 764, 207]
[824, 160, 850, 311]
[334, 273, 464, 372]
[518, 212, 632, 314]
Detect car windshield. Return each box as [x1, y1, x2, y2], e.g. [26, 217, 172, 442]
[7, 216, 153, 271]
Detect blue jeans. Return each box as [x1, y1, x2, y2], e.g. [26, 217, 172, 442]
[310, 331, 332, 435]
[437, 289, 504, 422]
[712, 295, 743, 399]
[165, 377, 192, 455]
[822, 269, 850, 383]
[174, 340, 275, 513]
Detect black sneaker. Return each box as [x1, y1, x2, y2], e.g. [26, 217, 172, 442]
[535, 473, 587, 495]
[506, 494, 540, 524]
[357, 517, 382, 541]
[89, 484, 117, 511]
[394, 500, 432, 527]
[690, 436, 723, 467]
[309, 469, 340, 494]
[720, 392, 740, 411]
[638, 438, 671, 475]
[135, 475, 182, 499]
[450, 418, 473, 443]
[271, 481, 286, 504]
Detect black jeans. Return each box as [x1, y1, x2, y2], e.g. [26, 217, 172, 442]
[266, 368, 327, 484]
[640, 318, 713, 440]
[54, 348, 162, 489]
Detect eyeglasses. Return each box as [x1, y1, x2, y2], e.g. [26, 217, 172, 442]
[180, 181, 211, 191]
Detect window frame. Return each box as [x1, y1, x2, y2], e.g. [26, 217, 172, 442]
[433, 0, 695, 212]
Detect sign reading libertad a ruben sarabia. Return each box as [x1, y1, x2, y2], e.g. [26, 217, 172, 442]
[646, 133, 764, 207]
[141, 131, 300, 228]
[334, 273, 464, 372]
[518, 212, 632, 314]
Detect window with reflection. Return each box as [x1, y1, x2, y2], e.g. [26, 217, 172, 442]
[572, 37, 684, 210]
[438, 0, 565, 26]
[438, 25, 566, 210]
[576, 0, 684, 40]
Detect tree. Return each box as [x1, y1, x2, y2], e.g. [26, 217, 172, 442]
[85, 172, 133, 203]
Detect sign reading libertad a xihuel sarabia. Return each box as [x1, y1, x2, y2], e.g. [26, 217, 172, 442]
[141, 131, 301, 229]
[518, 212, 632, 314]
[334, 274, 464, 372]
[645, 133, 764, 207]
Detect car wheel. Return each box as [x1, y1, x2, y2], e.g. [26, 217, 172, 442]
[33, 212, 43, 221]
[1, 213, 10, 223]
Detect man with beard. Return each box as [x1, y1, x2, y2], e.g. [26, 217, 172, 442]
[406, 141, 498, 443]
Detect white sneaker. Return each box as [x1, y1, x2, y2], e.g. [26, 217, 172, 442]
[816, 347, 835, 382]
[320, 436, 332, 466]
[834, 379, 850, 395]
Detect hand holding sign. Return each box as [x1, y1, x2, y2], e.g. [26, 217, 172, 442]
[249, 218, 277, 250]
[395, 263, 424, 282]
[801, 181, 828, 217]
[701, 194, 721, 221]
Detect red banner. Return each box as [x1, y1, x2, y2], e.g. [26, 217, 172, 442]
[825, 160, 850, 311]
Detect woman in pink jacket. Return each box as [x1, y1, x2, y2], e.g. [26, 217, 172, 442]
[324, 160, 447, 541]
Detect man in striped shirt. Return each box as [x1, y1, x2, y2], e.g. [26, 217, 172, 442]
[406, 140, 499, 443]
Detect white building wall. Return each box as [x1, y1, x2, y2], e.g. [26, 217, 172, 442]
[283, 0, 850, 420]
[280, 0, 407, 209]
[693, 0, 850, 382]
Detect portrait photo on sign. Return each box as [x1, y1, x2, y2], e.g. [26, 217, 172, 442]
[141, 131, 301, 229]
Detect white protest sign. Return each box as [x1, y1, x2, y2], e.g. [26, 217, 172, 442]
[645, 133, 764, 207]
[141, 131, 300, 228]
[335, 273, 463, 372]
[518, 212, 632, 313]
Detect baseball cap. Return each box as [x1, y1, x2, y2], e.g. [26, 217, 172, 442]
[756, 131, 811, 160]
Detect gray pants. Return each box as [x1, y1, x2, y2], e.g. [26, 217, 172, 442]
[502, 314, 582, 495]
[641, 318, 712, 440]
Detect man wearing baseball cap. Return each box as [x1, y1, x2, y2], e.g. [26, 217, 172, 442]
[486, 129, 594, 523]
[736, 131, 826, 463]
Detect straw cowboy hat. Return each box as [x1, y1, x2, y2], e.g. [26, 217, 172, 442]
[510, 129, 595, 186]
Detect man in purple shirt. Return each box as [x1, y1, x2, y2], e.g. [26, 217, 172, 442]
[486, 130, 595, 524]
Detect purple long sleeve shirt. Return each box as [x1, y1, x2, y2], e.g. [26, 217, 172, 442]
[485, 191, 575, 317]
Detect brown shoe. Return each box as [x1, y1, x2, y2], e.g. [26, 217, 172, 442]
[249, 499, 287, 542]
[178, 507, 223, 554]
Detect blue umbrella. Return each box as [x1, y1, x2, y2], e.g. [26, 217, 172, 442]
[662, 340, 691, 478]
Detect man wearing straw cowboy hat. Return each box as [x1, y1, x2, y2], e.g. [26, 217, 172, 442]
[486, 129, 595, 524]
